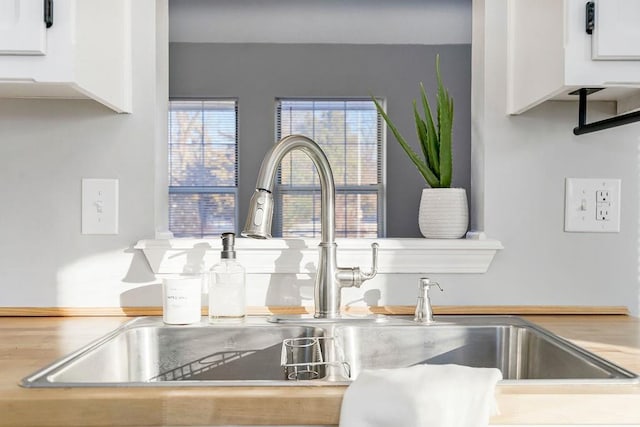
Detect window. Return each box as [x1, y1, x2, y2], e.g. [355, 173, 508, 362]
[168, 100, 238, 238]
[275, 99, 384, 238]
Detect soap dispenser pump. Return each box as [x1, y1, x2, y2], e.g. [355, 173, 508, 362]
[209, 232, 246, 322]
[414, 277, 443, 324]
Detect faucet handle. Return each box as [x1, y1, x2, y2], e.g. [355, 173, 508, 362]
[336, 242, 379, 288]
[361, 242, 379, 281]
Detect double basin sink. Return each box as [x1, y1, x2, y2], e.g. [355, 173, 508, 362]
[21, 315, 638, 387]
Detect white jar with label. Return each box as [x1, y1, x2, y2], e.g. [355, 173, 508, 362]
[162, 271, 202, 325]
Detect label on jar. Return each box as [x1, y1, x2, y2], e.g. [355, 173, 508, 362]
[162, 276, 202, 324]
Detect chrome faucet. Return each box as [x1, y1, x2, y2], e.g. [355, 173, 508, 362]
[242, 134, 379, 319]
[414, 278, 443, 324]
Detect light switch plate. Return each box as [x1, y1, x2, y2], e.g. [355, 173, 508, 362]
[82, 179, 119, 235]
[564, 178, 621, 233]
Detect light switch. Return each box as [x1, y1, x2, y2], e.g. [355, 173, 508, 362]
[82, 179, 119, 235]
[564, 178, 621, 233]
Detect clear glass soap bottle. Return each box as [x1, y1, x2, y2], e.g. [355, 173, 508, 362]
[209, 232, 246, 322]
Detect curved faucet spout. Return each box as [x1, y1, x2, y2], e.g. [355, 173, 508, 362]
[242, 134, 377, 319]
[244, 135, 335, 244]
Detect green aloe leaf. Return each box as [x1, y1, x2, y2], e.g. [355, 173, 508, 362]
[412, 100, 432, 174]
[372, 97, 440, 188]
[419, 82, 440, 178]
[370, 54, 453, 189]
[435, 55, 453, 188]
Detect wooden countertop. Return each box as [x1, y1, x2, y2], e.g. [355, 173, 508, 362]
[1, 314, 639, 426]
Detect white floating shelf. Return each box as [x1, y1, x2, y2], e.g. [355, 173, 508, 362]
[136, 237, 503, 275]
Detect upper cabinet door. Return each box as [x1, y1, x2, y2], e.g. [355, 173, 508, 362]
[592, 0, 640, 60]
[0, 0, 47, 55]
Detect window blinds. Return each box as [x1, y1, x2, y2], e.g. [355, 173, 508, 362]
[168, 100, 238, 237]
[276, 99, 384, 238]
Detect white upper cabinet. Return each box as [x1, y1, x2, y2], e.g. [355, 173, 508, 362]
[591, 0, 640, 60]
[0, 0, 47, 55]
[508, 0, 640, 115]
[0, 0, 132, 113]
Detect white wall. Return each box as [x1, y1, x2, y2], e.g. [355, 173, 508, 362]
[169, 0, 471, 44]
[0, 0, 166, 307]
[1, 0, 638, 316]
[457, 0, 639, 315]
[0, 0, 473, 310]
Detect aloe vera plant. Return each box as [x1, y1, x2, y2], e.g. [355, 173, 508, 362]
[372, 55, 454, 188]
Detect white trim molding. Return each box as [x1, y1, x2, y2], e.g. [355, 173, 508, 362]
[135, 237, 503, 275]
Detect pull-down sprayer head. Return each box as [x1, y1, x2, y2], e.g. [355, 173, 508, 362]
[242, 188, 274, 239]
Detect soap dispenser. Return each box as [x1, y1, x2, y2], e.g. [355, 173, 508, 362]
[209, 232, 246, 322]
[414, 277, 443, 324]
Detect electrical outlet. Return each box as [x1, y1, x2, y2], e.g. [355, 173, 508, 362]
[565, 178, 621, 232]
[596, 190, 610, 203]
[82, 179, 119, 235]
[596, 201, 611, 221]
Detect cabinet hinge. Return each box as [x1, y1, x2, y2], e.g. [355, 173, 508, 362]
[44, 0, 53, 29]
[585, 1, 595, 35]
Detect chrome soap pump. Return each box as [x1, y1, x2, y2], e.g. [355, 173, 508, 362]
[414, 277, 443, 324]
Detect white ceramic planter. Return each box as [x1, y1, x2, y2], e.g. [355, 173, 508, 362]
[418, 188, 469, 239]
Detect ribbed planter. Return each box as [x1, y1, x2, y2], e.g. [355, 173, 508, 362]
[418, 188, 469, 239]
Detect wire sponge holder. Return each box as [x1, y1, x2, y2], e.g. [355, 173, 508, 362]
[280, 336, 350, 381]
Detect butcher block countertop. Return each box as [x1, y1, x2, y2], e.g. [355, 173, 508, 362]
[1, 313, 639, 426]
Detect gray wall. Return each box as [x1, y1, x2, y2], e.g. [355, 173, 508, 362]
[169, 43, 472, 237]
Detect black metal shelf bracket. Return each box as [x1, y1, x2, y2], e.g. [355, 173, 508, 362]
[572, 88, 640, 135]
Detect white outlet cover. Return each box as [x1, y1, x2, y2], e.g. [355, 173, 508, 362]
[564, 178, 621, 233]
[81, 178, 119, 235]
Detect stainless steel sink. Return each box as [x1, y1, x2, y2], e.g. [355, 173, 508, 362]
[21, 316, 638, 387]
[25, 319, 326, 386]
[335, 322, 631, 381]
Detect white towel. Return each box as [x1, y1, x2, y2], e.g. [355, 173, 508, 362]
[339, 364, 502, 427]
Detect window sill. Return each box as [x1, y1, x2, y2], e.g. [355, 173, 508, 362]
[135, 235, 503, 275]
